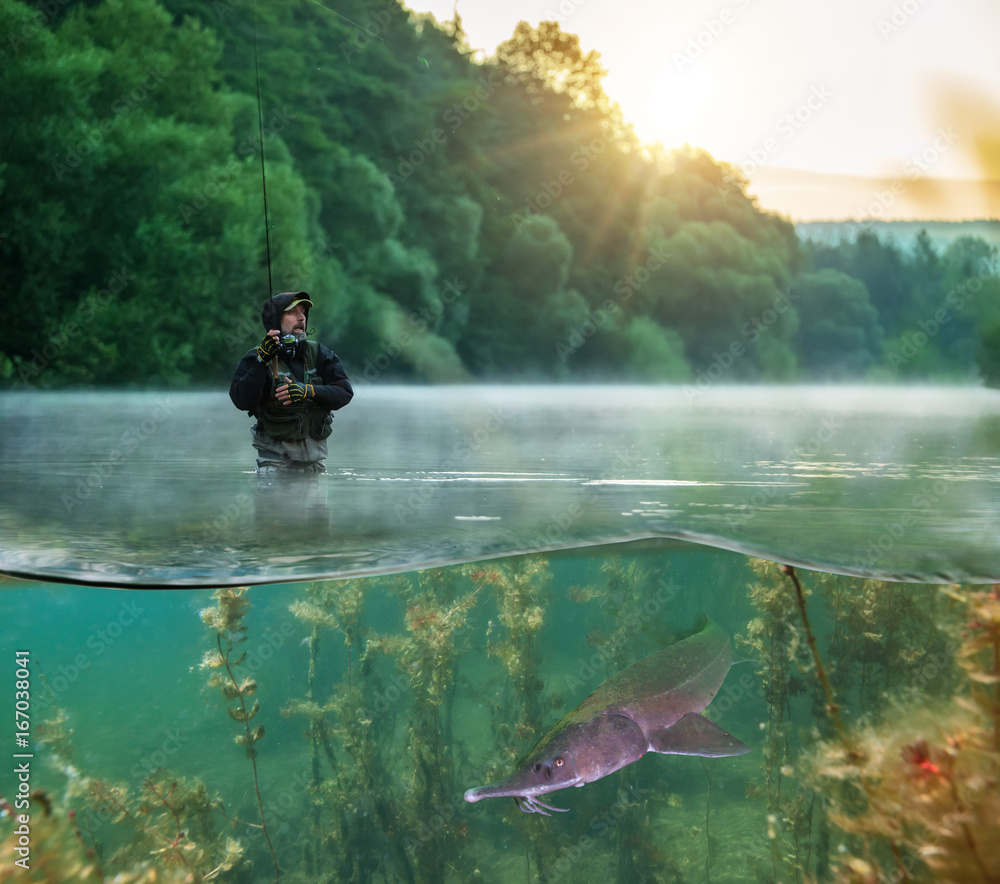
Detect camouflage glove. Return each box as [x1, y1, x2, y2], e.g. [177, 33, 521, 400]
[256, 332, 280, 362]
[284, 381, 314, 403]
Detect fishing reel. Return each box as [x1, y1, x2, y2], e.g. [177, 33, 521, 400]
[278, 333, 300, 361]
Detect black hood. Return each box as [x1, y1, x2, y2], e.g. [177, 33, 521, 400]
[261, 291, 310, 332]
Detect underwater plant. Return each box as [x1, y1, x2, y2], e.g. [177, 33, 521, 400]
[805, 583, 1000, 883]
[282, 577, 366, 879]
[463, 557, 561, 877]
[283, 576, 420, 884]
[370, 567, 482, 880]
[813, 570, 956, 713]
[1, 703, 243, 883]
[740, 560, 978, 884]
[282, 569, 485, 883]
[199, 586, 279, 880]
[739, 558, 818, 881]
[78, 772, 243, 880]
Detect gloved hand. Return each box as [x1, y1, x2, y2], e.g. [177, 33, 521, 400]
[256, 331, 280, 362]
[283, 381, 314, 403]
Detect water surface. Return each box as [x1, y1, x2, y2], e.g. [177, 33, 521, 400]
[1, 384, 998, 585]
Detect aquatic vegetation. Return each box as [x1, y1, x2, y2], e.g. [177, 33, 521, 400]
[372, 568, 482, 880]
[468, 557, 550, 732]
[814, 570, 958, 713]
[739, 558, 815, 880]
[5, 701, 243, 882]
[199, 586, 279, 880]
[281, 571, 483, 882]
[79, 772, 242, 880]
[281, 577, 399, 882]
[805, 584, 1000, 883]
[7, 553, 998, 883]
[568, 555, 673, 673]
[464, 557, 561, 876]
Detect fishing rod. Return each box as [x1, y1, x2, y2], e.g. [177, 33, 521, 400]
[253, 0, 273, 297]
[250, 0, 376, 356]
[254, 0, 286, 383]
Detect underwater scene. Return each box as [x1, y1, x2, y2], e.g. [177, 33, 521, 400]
[1, 386, 999, 883]
[1, 551, 999, 883]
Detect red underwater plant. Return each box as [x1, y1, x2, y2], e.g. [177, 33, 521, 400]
[901, 739, 942, 779]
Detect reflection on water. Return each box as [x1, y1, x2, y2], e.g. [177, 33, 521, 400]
[0, 384, 998, 585]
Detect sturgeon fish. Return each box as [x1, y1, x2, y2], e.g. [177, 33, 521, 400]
[464, 618, 750, 814]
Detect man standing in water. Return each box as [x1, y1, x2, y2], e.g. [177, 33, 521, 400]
[230, 292, 353, 474]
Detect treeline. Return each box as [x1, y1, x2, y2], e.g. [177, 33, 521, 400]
[1, 0, 997, 388]
[801, 229, 1000, 382]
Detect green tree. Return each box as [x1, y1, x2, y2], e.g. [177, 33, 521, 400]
[2, 0, 318, 386]
[792, 269, 883, 378]
[618, 317, 690, 381]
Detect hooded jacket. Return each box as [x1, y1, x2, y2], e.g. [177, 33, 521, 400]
[229, 292, 354, 434]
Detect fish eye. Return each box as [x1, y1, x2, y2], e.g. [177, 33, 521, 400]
[554, 757, 564, 767]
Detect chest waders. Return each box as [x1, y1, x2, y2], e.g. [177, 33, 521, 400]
[254, 341, 333, 441]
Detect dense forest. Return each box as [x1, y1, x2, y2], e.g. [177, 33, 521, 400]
[2, 0, 998, 388]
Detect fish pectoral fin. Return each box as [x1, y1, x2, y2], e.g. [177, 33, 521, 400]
[646, 712, 751, 757]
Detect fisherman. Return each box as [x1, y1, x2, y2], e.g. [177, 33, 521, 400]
[230, 292, 353, 474]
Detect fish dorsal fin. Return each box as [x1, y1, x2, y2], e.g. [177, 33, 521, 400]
[647, 712, 752, 758]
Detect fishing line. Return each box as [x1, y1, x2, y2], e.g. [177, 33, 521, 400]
[253, 0, 273, 295]
[304, 0, 383, 39]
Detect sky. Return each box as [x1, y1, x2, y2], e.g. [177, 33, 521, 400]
[403, 0, 1000, 220]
